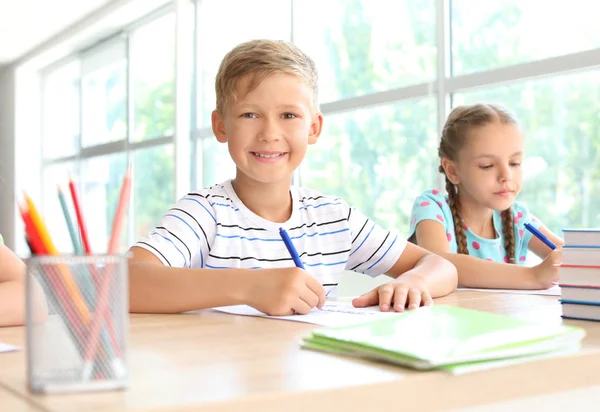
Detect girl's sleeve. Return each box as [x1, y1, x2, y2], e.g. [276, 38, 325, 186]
[408, 189, 451, 239]
[513, 201, 543, 260]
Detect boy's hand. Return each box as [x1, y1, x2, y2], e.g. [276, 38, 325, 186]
[243, 268, 326, 316]
[531, 248, 561, 289]
[352, 274, 433, 312]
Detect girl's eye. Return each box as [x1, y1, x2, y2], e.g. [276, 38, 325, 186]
[282, 113, 297, 119]
[479, 165, 493, 170]
[241, 113, 257, 119]
[510, 162, 521, 167]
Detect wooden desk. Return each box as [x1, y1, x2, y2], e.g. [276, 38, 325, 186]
[0, 386, 42, 412]
[0, 291, 599, 412]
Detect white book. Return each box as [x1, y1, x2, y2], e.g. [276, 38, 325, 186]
[561, 247, 600, 266]
[562, 302, 600, 321]
[560, 265, 600, 287]
[563, 229, 600, 247]
[561, 285, 600, 303]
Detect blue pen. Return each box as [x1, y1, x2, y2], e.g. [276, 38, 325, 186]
[524, 223, 556, 250]
[279, 227, 305, 269]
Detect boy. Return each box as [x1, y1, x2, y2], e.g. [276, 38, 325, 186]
[128, 40, 457, 316]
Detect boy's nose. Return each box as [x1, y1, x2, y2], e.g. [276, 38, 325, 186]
[259, 119, 280, 142]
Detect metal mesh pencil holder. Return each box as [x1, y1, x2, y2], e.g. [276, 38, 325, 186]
[26, 254, 129, 394]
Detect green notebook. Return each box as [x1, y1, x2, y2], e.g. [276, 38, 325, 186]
[301, 305, 585, 370]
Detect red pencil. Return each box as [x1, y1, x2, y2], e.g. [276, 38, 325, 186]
[68, 177, 92, 254]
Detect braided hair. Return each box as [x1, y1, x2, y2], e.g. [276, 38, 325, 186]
[438, 104, 518, 263]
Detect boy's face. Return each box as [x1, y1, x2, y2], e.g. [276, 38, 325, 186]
[212, 73, 323, 186]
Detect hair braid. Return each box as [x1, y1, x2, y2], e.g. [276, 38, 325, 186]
[501, 208, 515, 263]
[443, 172, 468, 255]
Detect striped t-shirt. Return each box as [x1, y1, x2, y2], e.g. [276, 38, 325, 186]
[135, 180, 406, 286]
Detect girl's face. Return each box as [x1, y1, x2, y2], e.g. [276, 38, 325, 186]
[445, 121, 524, 211]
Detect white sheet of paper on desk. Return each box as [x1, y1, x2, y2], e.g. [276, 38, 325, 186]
[212, 301, 397, 327]
[457, 284, 561, 296]
[0, 342, 19, 353]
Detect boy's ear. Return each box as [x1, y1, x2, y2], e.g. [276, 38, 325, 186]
[308, 112, 324, 145]
[441, 158, 460, 185]
[212, 110, 227, 143]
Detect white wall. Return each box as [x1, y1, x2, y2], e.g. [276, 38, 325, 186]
[0, 66, 16, 249]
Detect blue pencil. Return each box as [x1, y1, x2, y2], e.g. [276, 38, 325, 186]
[524, 223, 556, 250]
[279, 227, 305, 269]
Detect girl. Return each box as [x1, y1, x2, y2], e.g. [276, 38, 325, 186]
[408, 104, 563, 290]
[0, 234, 28, 326]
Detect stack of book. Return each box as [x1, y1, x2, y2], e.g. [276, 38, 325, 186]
[302, 305, 585, 374]
[561, 229, 600, 321]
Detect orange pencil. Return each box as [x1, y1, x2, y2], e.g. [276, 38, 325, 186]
[23, 192, 90, 322]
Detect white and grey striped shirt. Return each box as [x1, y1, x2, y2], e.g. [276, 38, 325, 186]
[135, 180, 406, 286]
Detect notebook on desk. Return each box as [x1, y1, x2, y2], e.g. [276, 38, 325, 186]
[302, 305, 585, 371]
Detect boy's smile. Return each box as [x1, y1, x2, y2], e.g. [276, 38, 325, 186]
[212, 73, 323, 186]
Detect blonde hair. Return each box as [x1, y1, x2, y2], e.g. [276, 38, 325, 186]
[438, 104, 519, 263]
[214, 39, 319, 114]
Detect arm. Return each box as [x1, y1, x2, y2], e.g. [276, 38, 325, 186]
[528, 224, 564, 258]
[415, 220, 551, 289]
[352, 242, 457, 312]
[0, 243, 28, 326]
[385, 242, 457, 298]
[128, 246, 326, 315]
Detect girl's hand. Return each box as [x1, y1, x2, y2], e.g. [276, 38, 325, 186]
[531, 248, 561, 289]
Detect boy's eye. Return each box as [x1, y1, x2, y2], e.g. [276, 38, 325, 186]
[510, 162, 521, 167]
[479, 165, 493, 170]
[282, 113, 297, 119]
[241, 113, 257, 119]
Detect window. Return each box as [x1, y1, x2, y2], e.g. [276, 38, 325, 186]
[451, 0, 600, 75]
[197, 137, 235, 187]
[294, 0, 436, 103]
[301, 99, 437, 233]
[42, 60, 80, 159]
[81, 40, 127, 147]
[131, 13, 176, 141]
[133, 144, 175, 239]
[194, 0, 291, 128]
[453, 69, 600, 234]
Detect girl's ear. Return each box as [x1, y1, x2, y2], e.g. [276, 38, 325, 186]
[441, 158, 460, 185]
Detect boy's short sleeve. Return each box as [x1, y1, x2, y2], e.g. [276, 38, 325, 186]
[345, 204, 407, 277]
[135, 194, 217, 268]
[408, 189, 453, 239]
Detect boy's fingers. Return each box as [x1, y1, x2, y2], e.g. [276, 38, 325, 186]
[299, 288, 319, 309]
[291, 298, 312, 315]
[352, 289, 378, 308]
[305, 275, 327, 309]
[422, 291, 434, 306]
[407, 289, 421, 310]
[393, 287, 408, 312]
[378, 286, 394, 312]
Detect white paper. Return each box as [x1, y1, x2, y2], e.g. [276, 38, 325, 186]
[0, 342, 19, 353]
[457, 284, 561, 296]
[212, 301, 397, 327]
